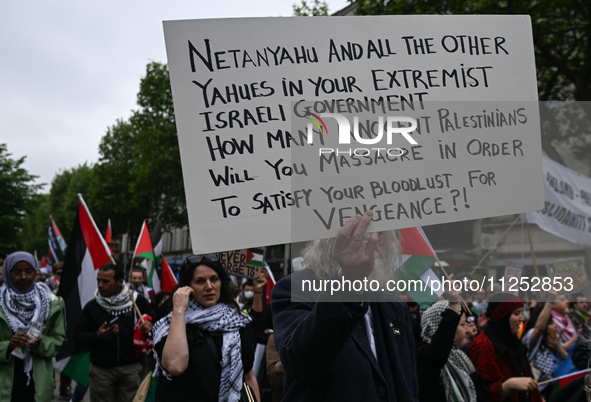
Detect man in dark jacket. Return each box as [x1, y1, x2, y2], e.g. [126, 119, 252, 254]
[271, 210, 419, 402]
[75, 263, 154, 402]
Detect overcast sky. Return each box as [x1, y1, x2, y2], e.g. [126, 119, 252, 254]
[1, 0, 349, 191]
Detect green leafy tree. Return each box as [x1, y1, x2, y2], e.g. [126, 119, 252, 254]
[0, 144, 42, 255]
[355, 0, 591, 163]
[294, 0, 329, 16]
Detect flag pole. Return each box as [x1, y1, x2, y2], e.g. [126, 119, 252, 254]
[435, 257, 470, 314]
[470, 215, 521, 275]
[526, 222, 540, 277]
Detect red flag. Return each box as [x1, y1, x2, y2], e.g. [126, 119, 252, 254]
[264, 265, 276, 306]
[105, 219, 112, 243]
[557, 369, 589, 387]
[160, 258, 177, 292]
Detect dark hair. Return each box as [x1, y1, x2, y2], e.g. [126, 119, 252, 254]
[131, 267, 145, 275]
[52, 261, 64, 274]
[152, 291, 172, 309]
[99, 263, 124, 281]
[244, 279, 255, 288]
[525, 303, 554, 349]
[177, 256, 238, 311]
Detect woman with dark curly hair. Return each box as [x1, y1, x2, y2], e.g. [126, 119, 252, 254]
[152, 254, 259, 401]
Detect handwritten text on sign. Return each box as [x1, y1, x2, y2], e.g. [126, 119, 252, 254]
[163, 16, 543, 253]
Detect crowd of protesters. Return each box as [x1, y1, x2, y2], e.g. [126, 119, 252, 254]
[2, 216, 591, 402]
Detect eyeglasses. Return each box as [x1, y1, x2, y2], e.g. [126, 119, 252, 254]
[185, 254, 219, 265]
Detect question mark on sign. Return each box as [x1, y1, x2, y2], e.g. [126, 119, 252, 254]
[450, 189, 460, 211]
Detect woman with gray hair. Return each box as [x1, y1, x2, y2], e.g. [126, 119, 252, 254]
[416, 291, 486, 402]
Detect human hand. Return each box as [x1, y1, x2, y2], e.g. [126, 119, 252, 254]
[547, 288, 558, 303]
[28, 337, 42, 351]
[332, 210, 378, 282]
[8, 333, 29, 352]
[465, 322, 478, 340]
[173, 286, 194, 314]
[506, 377, 537, 393]
[97, 322, 118, 340]
[546, 332, 560, 350]
[139, 321, 153, 333]
[255, 273, 267, 293]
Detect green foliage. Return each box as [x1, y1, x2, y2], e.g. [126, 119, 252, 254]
[293, 0, 329, 16]
[354, 0, 591, 163]
[0, 144, 42, 256]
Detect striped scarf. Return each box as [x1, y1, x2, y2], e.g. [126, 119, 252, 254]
[153, 300, 251, 402]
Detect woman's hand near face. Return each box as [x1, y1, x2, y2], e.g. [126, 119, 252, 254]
[173, 286, 194, 314]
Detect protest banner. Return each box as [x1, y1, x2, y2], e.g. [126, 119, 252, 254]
[163, 16, 543, 253]
[219, 247, 265, 279]
[526, 156, 591, 247]
[547, 258, 588, 291]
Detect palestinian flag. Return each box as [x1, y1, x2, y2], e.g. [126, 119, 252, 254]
[105, 219, 113, 243]
[160, 257, 177, 292]
[48, 216, 67, 262]
[246, 248, 264, 267]
[399, 227, 443, 308]
[55, 195, 113, 387]
[134, 220, 160, 293]
[151, 219, 162, 267]
[556, 369, 590, 388]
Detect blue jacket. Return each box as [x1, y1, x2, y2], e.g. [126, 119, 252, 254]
[271, 269, 419, 402]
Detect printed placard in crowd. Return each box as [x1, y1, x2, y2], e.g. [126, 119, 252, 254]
[547, 258, 588, 291]
[218, 247, 264, 279]
[163, 15, 543, 254]
[502, 264, 523, 296]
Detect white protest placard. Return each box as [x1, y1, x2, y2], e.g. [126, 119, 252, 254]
[163, 16, 543, 254]
[526, 156, 591, 247]
[502, 264, 523, 296]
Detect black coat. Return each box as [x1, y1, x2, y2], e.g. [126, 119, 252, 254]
[75, 292, 154, 368]
[271, 269, 419, 402]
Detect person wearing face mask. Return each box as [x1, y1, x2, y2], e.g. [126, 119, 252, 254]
[0, 251, 66, 402]
[416, 286, 486, 402]
[468, 293, 541, 402]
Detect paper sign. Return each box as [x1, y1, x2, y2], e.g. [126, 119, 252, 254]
[219, 247, 264, 279]
[547, 258, 588, 291]
[502, 264, 523, 296]
[163, 16, 543, 253]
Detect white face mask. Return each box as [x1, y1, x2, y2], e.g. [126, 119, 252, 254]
[243, 290, 254, 300]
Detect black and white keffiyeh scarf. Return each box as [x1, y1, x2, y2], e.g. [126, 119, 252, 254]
[94, 283, 135, 314]
[421, 300, 477, 402]
[0, 282, 52, 383]
[153, 299, 251, 402]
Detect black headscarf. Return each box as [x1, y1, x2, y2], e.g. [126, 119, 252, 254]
[485, 293, 530, 402]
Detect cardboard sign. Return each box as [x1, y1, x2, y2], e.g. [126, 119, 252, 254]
[163, 16, 543, 253]
[219, 247, 264, 279]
